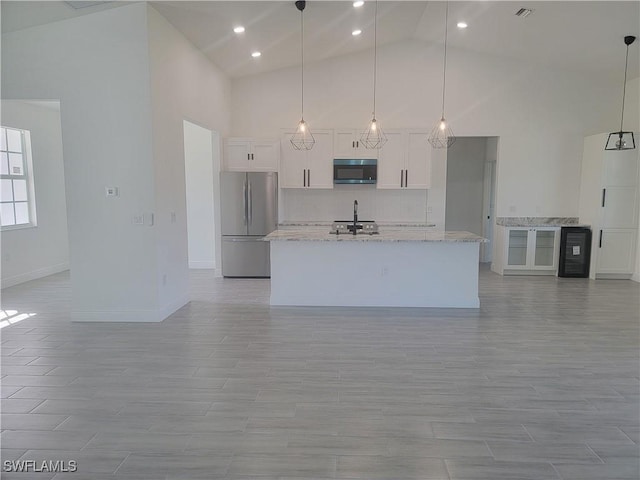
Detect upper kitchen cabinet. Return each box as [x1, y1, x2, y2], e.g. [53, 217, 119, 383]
[579, 133, 639, 279]
[280, 129, 333, 189]
[377, 130, 431, 189]
[224, 138, 279, 172]
[334, 129, 374, 159]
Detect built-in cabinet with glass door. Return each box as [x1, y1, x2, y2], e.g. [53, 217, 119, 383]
[503, 227, 560, 274]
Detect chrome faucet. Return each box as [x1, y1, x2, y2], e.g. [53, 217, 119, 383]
[352, 200, 358, 235]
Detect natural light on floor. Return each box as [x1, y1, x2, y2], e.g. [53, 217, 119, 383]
[0, 309, 36, 329]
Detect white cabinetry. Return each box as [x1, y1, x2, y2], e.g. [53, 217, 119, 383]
[495, 226, 560, 275]
[280, 130, 333, 189]
[333, 129, 372, 159]
[377, 130, 431, 189]
[224, 138, 279, 172]
[579, 133, 639, 278]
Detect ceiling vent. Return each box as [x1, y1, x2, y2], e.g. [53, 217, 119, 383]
[515, 8, 534, 18]
[65, 1, 112, 9]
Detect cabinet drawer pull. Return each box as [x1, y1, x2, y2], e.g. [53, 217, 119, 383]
[599, 230, 603, 248]
[602, 188, 606, 207]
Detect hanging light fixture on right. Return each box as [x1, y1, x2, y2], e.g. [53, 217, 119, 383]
[428, 1, 456, 149]
[605, 35, 636, 151]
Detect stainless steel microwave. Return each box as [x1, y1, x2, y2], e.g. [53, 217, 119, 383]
[333, 159, 377, 184]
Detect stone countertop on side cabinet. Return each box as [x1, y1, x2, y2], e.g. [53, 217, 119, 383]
[495, 217, 590, 227]
[265, 227, 485, 242]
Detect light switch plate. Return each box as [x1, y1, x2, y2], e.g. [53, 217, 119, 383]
[105, 186, 119, 197]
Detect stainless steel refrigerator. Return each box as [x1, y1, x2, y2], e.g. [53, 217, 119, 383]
[221, 172, 277, 277]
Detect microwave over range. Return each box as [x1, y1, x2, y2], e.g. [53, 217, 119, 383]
[333, 159, 377, 184]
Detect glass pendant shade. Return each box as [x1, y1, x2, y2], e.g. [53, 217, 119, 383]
[605, 131, 635, 151]
[606, 35, 636, 151]
[428, 117, 456, 149]
[360, 118, 387, 149]
[290, 119, 315, 150]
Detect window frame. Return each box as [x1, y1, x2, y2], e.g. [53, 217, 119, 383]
[0, 126, 37, 231]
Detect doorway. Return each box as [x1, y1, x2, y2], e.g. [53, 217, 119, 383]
[445, 137, 498, 263]
[183, 121, 220, 271]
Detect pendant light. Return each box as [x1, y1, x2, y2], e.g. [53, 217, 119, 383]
[290, 0, 315, 150]
[605, 35, 636, 151]
[360, 0, 387, 149]
[428, 1, 456, 149]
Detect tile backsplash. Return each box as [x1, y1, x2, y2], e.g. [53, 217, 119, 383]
[280, 186, 430, 223]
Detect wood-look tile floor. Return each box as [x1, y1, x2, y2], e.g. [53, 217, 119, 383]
[1, 267, 638, 479]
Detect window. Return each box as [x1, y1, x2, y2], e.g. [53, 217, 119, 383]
[0, 126, 36, 229]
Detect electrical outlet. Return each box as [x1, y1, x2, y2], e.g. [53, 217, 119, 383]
[144, 213, 154, 226]
[133, 215, 144, 225]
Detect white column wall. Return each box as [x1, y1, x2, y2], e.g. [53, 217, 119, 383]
[146, 6, 231, 313]
[1, 4, 160, 320]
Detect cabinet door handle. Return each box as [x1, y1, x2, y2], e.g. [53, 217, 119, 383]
[602, 188, 606, 207]
[356, 141, 359, 148]
[599, 230, 603, 248]
[303, 169, 306, 187]
[352, 141, 355, 148]
[247, 153, 250, 160]
[251, 153, 254, 160]
[400, 170, 404, 187]
[405, 170, 408, 187]
[307, 169, 310, 187]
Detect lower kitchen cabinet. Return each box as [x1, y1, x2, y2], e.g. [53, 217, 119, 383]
[496, 226, 560, 275]
[279, 129, 333, 188]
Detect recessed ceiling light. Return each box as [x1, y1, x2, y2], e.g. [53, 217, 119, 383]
[457, 22, 468, 29]
[353, 1, 364, 7]
[251, 51, 261, 58]
[352, 29, 362, 36]
[233, 26, 245, 34]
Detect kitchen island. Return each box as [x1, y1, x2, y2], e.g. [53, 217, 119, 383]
[265, 227, 485, 308]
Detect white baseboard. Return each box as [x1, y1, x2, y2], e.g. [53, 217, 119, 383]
[189, 261, 216, 269]
[72, 295, 189, 323]
[1, 263, 69, 289]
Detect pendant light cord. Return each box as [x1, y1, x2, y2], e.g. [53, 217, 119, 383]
[300, 9, 305, 120]
[372, 0, 378, 118]
[441, 2, 449, 118]
[620, 42, 629, 132]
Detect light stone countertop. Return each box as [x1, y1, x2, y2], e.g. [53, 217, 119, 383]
[278, 221, 437, 227]
[495, 217, 590, 227]
[265, 226, 485, 242]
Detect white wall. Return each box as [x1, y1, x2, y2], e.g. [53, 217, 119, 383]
[147, 5, 231, 303]
[231, 40, 620, 221]
[2, 3, 231, 320]
[445, 137, 487, 236]
[183, 120, 217, 269]
[282, 187, 429, 224]
[2, 4, 160, 321]
[1, 100, 69, 288]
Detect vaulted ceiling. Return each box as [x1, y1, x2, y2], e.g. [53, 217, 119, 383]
[2, 1, 639, 80]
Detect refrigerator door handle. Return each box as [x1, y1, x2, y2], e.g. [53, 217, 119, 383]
[248, 181, 253, 225]
[242, 179, 248, 225]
